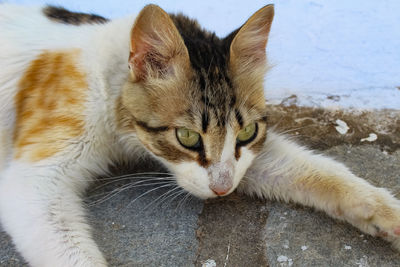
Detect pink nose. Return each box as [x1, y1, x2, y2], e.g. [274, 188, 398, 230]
[208, 161, 233, 196]
[210, 187, 230, 196]
[209, 168, 233, 196]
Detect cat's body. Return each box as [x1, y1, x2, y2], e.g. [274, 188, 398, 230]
[0, 4, 400, 266]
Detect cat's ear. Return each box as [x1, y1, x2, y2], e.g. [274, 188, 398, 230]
[228, 4, 274, 75]
[129, 5, 190, 82]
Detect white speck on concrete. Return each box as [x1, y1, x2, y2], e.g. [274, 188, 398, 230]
[356, 255, 370, 267]
[335, 119, 349, 134]
[344, 245, 352, 250]
[301, 245, 308, 251]
[277, 255, 288, 262]
[277, 255, 293, 266]
[202, 259, 216, 267]
[360, 133, 377, 142]
[282, 240, 290, 249]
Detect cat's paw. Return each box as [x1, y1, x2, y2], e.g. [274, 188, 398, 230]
[339, 187, 400, 250]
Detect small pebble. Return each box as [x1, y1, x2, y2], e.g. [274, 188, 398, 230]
[202, 259, 216, 267]
[277, 255, 288, 262]
[360, 133, 377, 142]
[335, 119, 349, 135]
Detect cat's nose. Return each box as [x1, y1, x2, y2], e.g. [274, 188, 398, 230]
[210, 186, 231, 196]
[209, 167, 233, 196]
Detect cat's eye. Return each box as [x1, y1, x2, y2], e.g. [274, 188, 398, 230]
[237, 122, 257, 144]
[176, 127, 201, 148]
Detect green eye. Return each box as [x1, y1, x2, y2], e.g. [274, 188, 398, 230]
[237, 123, 257, 144]
[176, 127, 201, 148]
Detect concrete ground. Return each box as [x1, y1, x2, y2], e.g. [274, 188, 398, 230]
[1, 105, 399, 266]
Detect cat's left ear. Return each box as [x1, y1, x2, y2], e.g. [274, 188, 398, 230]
[228, 4, 274, 76]
[129, 4, 190, 82]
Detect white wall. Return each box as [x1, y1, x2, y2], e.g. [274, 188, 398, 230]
[5, 0, 400, 109]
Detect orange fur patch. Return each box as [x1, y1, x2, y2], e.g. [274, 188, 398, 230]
[14, 50, 87, 162]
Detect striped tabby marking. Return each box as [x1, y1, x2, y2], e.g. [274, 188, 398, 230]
[43, 6, 109, 25]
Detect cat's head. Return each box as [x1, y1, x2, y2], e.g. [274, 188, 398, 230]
[119, 4, 274, 199]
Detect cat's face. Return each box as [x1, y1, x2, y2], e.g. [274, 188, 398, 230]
[119, 4, 274, 199]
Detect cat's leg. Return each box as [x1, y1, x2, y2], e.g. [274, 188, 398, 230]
[0, 161, 107, 267]
[239, 130, 400, 250]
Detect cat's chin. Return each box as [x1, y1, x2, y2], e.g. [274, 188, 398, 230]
[177, 181, 218, 200]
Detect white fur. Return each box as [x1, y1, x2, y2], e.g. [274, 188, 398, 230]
[239, 131, 400, 250]
[1, 4, 400, 267]
[0, 4, 137, 266]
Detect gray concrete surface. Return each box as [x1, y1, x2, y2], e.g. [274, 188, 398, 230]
[264, 145, 400, 267]
[1, 107, 400, 266]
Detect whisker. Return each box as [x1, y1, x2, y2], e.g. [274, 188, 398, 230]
[122, 183, 176, 212]
[277, 124, 318, 135]
[87, 181, 173, 206]
[141, 185, 181, 212]
[163, 189, 187, 208]
[95, 172, 174, 182]
[176, 192, 191, 211]
[88, 177, 174, 197]
[90, 176, 175, 192]
[87, 182, 134, 202]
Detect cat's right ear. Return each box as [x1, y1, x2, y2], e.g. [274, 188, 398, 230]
[228, 4, 274, 76]
[129, 4, 190, 82]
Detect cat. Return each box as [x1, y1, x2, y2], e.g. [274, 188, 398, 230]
[0, 3, 399, 266]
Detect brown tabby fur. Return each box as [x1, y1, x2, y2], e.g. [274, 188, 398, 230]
[113, 5, 273, 167]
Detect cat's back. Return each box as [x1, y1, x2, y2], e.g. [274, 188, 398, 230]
[0, 4, 101, 79]
[0, 4, 112, 169]
[0, 4, 99, 97]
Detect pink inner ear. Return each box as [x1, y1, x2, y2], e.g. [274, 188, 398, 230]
[130, 33, 165, 80]
[130, 25, 179, 81]
[129, 40, 150, 80]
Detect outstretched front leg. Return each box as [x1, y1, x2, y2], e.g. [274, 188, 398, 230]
[0, 162, 107, 267]
[239, 130, 400, 251]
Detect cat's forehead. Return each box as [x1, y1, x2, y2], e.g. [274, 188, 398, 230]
[170, 14, 239, 128]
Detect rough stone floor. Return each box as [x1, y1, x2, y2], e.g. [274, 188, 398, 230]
[1, 105, 399, 266]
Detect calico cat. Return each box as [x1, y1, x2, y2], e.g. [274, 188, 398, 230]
[0, 3, 399, 266]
